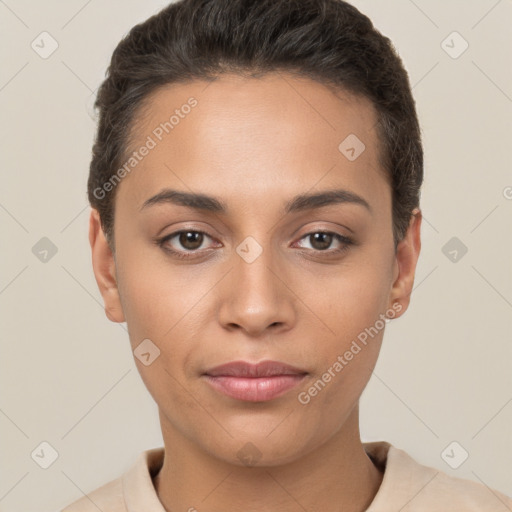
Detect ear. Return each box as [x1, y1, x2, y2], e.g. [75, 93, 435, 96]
[388, 208, 422, 318]
[89, 209, 125, 323]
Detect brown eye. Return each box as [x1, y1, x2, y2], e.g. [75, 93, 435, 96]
[294, 231, 354, 256]
[309, 232, 333, 250]
[178, 231, 204, 250]
[158, 230, 216, 257]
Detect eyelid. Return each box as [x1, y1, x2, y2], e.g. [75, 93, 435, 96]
[159, 228, 218, 250]
[291, 231, 354, 252]
[156, 226, 354, 259]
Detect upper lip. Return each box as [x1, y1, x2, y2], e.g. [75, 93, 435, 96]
[204, 360, 308, 378]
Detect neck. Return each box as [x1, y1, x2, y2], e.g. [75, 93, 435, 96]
[153, 405, 383, 512]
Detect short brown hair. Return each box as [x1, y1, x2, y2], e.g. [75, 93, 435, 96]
[88, 0, 423, 249]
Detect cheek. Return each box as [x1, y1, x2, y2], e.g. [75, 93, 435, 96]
[297, 275, 388, 429]
[301, 251, 393, 396]
[292, 329, 383, 454]
[115, 242, 199, 339]
[312, 259, 393, 343]
[115, 245, 220, 387]
[115, 253, 202, 408]
[312, 276, 387, 392]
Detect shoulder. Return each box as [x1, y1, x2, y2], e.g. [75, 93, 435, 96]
[60, 476, 124, 512]
[425, 469, 512, 510]
[59, 447, 165, 512]
[365, 441, 512, 511]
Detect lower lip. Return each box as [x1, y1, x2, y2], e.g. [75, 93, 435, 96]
[203, 374, 307, 402]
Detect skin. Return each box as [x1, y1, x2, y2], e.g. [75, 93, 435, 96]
[89, 72, 421, 512]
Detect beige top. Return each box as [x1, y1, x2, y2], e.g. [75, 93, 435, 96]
[61, 441, 512, 511]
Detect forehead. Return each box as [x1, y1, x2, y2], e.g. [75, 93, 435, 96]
[117, 72, 388, 214]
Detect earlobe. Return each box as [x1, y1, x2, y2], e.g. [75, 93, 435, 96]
[89, 209, 125, 323]
[388, 209, 422, 318]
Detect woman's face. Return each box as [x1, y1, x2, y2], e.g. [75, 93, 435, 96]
[91, 72, 420, 466]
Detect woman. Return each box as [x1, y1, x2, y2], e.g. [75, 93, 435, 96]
[62, 0, 512, 510]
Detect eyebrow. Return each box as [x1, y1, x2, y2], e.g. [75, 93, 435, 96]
[140, 188, 372, 214]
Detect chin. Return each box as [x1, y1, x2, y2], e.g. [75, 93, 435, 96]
[199, 428, 319, 469]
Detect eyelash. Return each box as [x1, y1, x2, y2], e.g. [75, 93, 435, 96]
[155, 229, 354, 260]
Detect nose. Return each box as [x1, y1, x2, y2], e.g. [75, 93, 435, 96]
[217, 244, 297, 337]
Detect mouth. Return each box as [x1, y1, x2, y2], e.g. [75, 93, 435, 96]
[202, 360, 308, 402]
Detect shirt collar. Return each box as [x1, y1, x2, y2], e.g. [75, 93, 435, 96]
[121, 441, 419, 511]
[122, 447, 167, 512]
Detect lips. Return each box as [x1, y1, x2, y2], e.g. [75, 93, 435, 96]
[205, 360, 307, 378]
[203, 360, 308, 402]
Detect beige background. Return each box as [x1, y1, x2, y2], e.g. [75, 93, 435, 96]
[1, 0, 511, 510]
